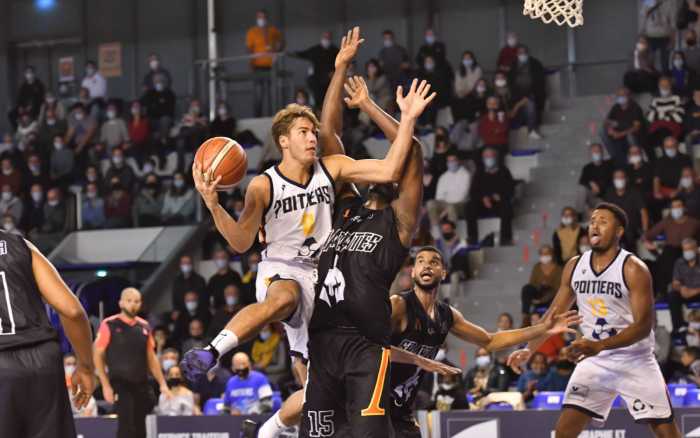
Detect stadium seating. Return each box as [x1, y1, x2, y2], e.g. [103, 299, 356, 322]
[531, 391, 564, 410]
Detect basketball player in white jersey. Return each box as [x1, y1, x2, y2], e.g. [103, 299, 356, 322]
[507, 203, 680, 438]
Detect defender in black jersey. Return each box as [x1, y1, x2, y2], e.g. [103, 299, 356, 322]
[299, 78, 436, 438]
[388, 246, 583, 437]
[0, 234, 95, 438]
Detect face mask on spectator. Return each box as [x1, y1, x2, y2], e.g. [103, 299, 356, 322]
[106, 110, 116, 120]
[671, 207, 684, 220]
[579, 244, 591, 253]
[53, 140, 63, 150]
[48, 200, 59, 207]
[425, 35, 435, 45]
[235, 367, 250, 378]
[180, 264, 193, 274]
[483, 157, 496, 169]
[86, 190, 97, 199]
[629, 154, 642, 165]
[591, 152, 602, 163]
[249, 263, 258, 273]
[424, 61, 435, 72]
[260, 329, 272, 341]
[112, 156, 124, 167]
[174, 179, 185, 189]
[64, 365, 76, 376]
[31, 191, 43, 202]
[149, 59, 159, 70]
[682, 177, 694, 189]
[691, 321, 700, 331]
[217, 107, 227, 117]
[665, 148, 677, 158]
[674, 59, 684, 69]
[25, 72, 34, 82]
[636, 42, 647, 51]
[86, 67, 95, 76]
[462, 59, 473, 68]
[1, 192, 11, 202]
[3, 220, 14, 231]
[684, 250, 697, 261]
[613, 178, 626, 190]
[659, 87, 671, 97]
[518, 53, 529, 64]
[476, 355, 491, 368]
[383, 38, 393, 48]
[256, 18, 266, 27]
[87, 173, 97, 182]
[447, 161, 459, 172]
[215, 258, 228, 269]
[495, 78, 507, 88]
[561, 216, 573, 226]
[476, 84, 487, 94]
[155, 82, 165, 92]
[539, 255, 552, 264]
[507, 37, 517, 47]
[74, 112, 84, 121]
[320, 38, 331, 49]
[162, 359, 176, 372]
[616, 96, 628, 106]
[225, 295, 238, 306]
[689, 333, 700, 346]
[143, 163, 154, 174]
[185, 300, 198, 312]
[434, 348, 446, 362]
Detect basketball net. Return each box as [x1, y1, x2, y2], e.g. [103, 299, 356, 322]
[523, 0, 583, 28]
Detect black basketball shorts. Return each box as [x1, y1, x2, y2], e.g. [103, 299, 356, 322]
[0, 340, 75, 438]
[300, 328, 393, 438]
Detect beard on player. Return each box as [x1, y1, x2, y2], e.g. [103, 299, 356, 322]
[589, 208, 625, 254]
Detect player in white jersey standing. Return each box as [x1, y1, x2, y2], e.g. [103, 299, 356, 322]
[508, 202, 680, 438]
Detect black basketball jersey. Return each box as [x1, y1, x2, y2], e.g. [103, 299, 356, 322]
[309, 197, 409, 347]
[0, 233, 57, 351]
[389, 289, 454, 418]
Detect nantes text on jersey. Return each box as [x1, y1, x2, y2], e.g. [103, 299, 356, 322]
[571, 248, 654, 358]
[390, 290, 454, 419]
[261, 160, 335, 266]
[0, 232, 57, 351]
[309, 198, 409, 347]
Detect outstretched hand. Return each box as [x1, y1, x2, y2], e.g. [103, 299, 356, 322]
[335, 26, 364, 68]
[192, 162, 221, 210]
[506, 348, 532, 375]
[396, 79, 437, 120]
[543, 310, 583, 336]
[343, 76, 370, 109]
[416, 356, 462, 376]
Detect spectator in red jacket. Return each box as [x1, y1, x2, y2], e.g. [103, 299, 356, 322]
[479, 95, 510, 155]
[497, 32, 520, 72]
[127, 100, 151, 164]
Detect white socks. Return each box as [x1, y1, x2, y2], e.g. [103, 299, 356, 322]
[208, 329, 239, 356]
[258, 411, 288, 438]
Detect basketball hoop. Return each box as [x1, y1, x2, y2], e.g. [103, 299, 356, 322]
[523, 0, 584, 28]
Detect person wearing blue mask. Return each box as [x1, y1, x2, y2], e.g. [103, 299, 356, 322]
[507, 45, 546, 139]
[652, 136, 692, 205]
[578, 143, 614, 214]
[465, 147, 515, 246]
[454, 50, 483, 102]
[416, 28, 447, 69]
[602, 87, 645, 167]
[670, 50, 697, 97]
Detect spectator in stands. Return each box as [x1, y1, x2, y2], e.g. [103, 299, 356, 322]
[603, 169, 649, 249]
[639, 0, 676, 73]
[224, 352, 274, 415]
[645, 197, 700, 296]
[104, 147, 136, 191]
[210, 101, 237, 138]
[497, 32, 520, 72]
[430, 134, 450, 178]
[647, 77, 685, 155]
[162, 172, 196, 225]
[434, 219, 470, 301]
[478, 95, 509, 154]
[553, 207, 584, 265]
[378, 29, 410, 89]
[653, 137, 692, 204]
[578, 232, 592, 255]
[427, 150, 470, 234]
[64, 103, 97, 156]
[685, 29, 700, 72]
[15, 113, 38, 146]
[246, 9, 284, 116]
[451, 78, 488, 150]
[81, 182, 105, 229]
[25, 153, 49, 191]
[251, 324, 284, 373]
[81, 60, 107, 105]
[240, 250, 261, 303]
[517, 351, 548, 404]
[141, 74, 176, 146]
[0, 184, 22, 225]
[157, 365, 201, 416]
[687, 310, 700, 347]
[104, 181, 131, 228]
[681, 346, 700, 385]
[182, 318, 207, 353]
[0, 158, 22, 195]
[9, 66, 45, 128]
[670, 50, 697, 97]
[22, 183, 44, 234]
[77, 86, 99, 120]
[160, 347, 179, 373]
[1, 214, 21, 236]
[171, 99, 208, 170]
[508, 45, 546, 133]
[493, 313, 518, 377]
[207, 249, 243, 308]
[82, 165, 103, 192]
[364, 59, 392, 112]
[679, 167, 700, 218]
[416, 28, 447, 68]
[686, 88, 700, 149]
[494, 71, 540, 140]
[602, 87, 645, 167]
[64, 353, 98, 418]
[626, 144, 654, 199]
[132, 173, 163, 227]
[577, 143, 613, 214]
[669, 238, 700, 334]
[521, 244, 561, 325]
[454, 51, 482, 102]
[294, 31, 338, 107]
[465, 348, 510, 401]
[143, 53, 173, 91]
[537, 348, 575, 391]
[530, 312, 566, 361]
[127, 101, 151, 163]
[173, 290, 211, 341]
[624, 36, 658, 93]
[172, 255, 207, 317]
[466, 147, 515, 245]
[430, 372, 469, 412]
[36, 107, 68, 155]
[416, 54, 453, 126]
[207, 283, 244, 339]
[100, 103, 129, 151]
[49, 134, 75, 188]
[38, 91, 66, 123]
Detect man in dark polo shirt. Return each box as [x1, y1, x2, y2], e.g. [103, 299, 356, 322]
[94, 288, 172, 438]
[669, 238, 700, 334]
[653, 137, 693, 203]
[603, 168, 649, 250]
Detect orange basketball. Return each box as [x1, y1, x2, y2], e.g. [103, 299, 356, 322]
[194, 137, 248, 190]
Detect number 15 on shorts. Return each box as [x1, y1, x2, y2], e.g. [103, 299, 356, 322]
[307, 410, 334, 437]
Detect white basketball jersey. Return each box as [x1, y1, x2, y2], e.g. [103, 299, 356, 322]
[570, 249, 654, 358]
[261, 161, 335, 266]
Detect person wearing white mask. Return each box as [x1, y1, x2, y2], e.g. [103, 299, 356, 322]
[465, 348, 510, 401]
[104, 147, 136, 191]
[647, 77, 684, 155]
[173, 291, 211, 342]
[251, 324, 285, 380]
[160, 348, 180, 374]
[454, 50, 483, 99]
[207, 249, 243, 309]
[416, 28, 447, 69]
[602, 87, 645, 167]
[427, 151, 471, 235]
[80, 60, 107, 102]
[210, 101, 237, 138]
[521, 245, 563, 326]
[466, 147, 515, 245]
[64, 103, 97, 155]
[578, 143, 614, 214]
[170, 254, 207, 324]
[603, 169, 649, 250]
[294, 30, 339, 107]
[417, 53, 453, 126]
[140, 76, 175, 145]
[10, 65, 45, 129]
[552, 206, 585, 265]
[378, 29, 410, 89]
[208, 284, 245, 341]
[625, 144, 654, 197]
[64, 353, 98, 418]
[508, 45, 545, 140]
[100, 104, 129, 151]
[28, 187, 67, 253]
[363, 58, 392, 113]
[669, 50, 696, 96]
[81, 182, 106, 230]
[143, 53, 172, 91]
[653, 136, 692, 203]
[162, 171, 196, 225]
[677, 166, 700, 218]
[577, 234, 592, 256]
[667, 238, 700, 335]
[497, 31, 520, 72]
[645, 198, 700, 301]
